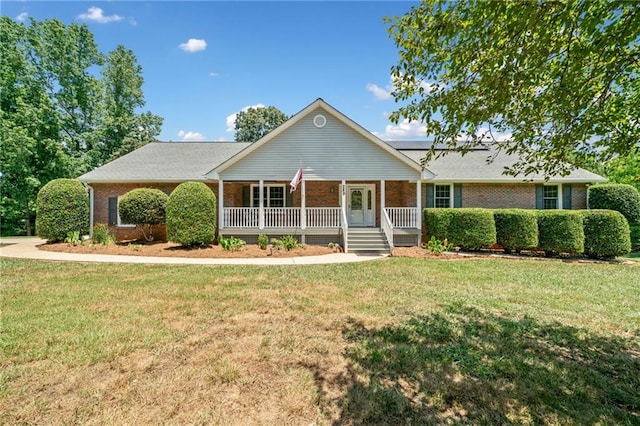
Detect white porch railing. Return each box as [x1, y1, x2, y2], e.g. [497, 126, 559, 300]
[382, 208, 395, 255]
[223, 207, 343, 228]
[306, 207, 341, 228]
[385, 207, 418, 228]
[224, 207, 259, 228]
[264, 207, 301, 228]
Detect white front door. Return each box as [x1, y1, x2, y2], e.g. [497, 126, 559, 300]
[347, 185, 375, 227]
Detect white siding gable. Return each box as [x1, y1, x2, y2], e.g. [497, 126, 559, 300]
[217, 105, 421, 181]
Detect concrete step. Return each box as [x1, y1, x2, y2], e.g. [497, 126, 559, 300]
[347, 228, 390, 253]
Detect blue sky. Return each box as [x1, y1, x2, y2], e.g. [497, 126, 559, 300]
[3, 1, 428, 142]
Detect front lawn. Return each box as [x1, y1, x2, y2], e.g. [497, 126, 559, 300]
[1, 258, 638, 424]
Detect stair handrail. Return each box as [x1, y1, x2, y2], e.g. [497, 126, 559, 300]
[382, 208, 395, 255]
[341, 205, 348, 253]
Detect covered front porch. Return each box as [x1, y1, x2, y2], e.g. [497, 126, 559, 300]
[217, 179, 422, 252]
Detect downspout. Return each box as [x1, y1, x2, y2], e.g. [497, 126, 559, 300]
[84, 183, 94, 238]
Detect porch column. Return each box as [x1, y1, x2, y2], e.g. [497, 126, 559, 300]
[341, 179, 346, 214]
[301, 179, 306, 229]
[416, 180, 422, 230]
[218, 179, 224, 230]
[259, 179, 265, 229]
[380, 180, 386, 219]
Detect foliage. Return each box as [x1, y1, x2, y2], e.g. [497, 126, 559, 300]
[280, 235, 299, 251]
[385, 1, 640, 177]
[35, 179, 89, 242]
[604, 152, 640, 192]
[423, 236, 451, 255]
[234, 106, 288, 142]
[127, 243, 141, 251]
[588, 183, 640, 225]
[631, 224, 640, 252]
[64, 231, 81, 246]
[423, 208, 453, 241]
[581, 210, 631, 259]
[166, 182, 217, 247]
[493, 209, 538, 253]
[219, 236, 246, 251]
[270, 238, 284, 250]
[537, 211, 584, 256]
[118, 188, 168, 241]
[0, 16, 162, 236]
[91, 223, 114, 246]
[257, 234, 269, 250]
[448, 208, 496, 251]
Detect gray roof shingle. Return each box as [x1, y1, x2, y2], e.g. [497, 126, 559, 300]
[79, 142, 251, 183]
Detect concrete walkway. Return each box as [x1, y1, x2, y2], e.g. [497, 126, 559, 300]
[0, 237, 388, 266]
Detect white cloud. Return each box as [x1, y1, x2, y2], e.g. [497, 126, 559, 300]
[366, 82, 393, 100]
[208, 72, 220, 78]
[178, 130, 206, 141]
[179, 38, 207, 53]
[16, 12, 28, 22]
[77, 7, 123, 24]
[225, 104, 265, 132]
[373, 119, 427, 140]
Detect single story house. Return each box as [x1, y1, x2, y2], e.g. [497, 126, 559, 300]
[79, 98, 606, 252]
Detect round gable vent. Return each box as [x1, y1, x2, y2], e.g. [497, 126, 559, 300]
[313, 114, 327, 128]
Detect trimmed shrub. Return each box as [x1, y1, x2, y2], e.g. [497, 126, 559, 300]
[36, 179, 89, 242]
[446, 208, 496, 250]
[537, 211, 584, 256]
[423, 208, 454, 241]
[588, 184, 640, 224]
[631, 224, 640, 251]
[166, 182, 217, 246]
[91, 223, 115, 246]
[494, 209, 538, 253]
[581, 210, 631, 259]
[118, 188, 168, 241]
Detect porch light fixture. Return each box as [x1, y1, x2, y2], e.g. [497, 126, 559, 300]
[313, 114, 326, 128]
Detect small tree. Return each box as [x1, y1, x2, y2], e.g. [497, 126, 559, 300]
[118, 188, 167, 241]
[36, 179, 89, 242]
[234, 106, 288, 142]
[166, 182, 217, 246]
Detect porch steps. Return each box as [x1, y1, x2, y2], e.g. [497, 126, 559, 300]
[347, 228, 390, 253]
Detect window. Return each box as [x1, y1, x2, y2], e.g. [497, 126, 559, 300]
[435, 185, 451, 208]
[543, 185, 558, 209]
[108, 196, 135, 227]
[251, 185, 285, 207]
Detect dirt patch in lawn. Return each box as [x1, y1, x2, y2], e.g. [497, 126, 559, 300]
[39, 240, 337, 258]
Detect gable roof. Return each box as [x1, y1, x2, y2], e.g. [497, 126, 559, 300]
[78, 142, 250, 183]
[399, 148, 607, 183]
[210, 98, 428, 179]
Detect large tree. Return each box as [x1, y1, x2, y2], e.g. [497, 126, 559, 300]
[234, 106, 288, 142]
[385, 0, 640, 177]
[0, 17, 162, 235]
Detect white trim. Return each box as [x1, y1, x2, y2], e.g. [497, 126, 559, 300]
[250, 183, 287, 207]
[434, 183, 454, 208]
[416, 181, 422, 230]
[543, 183, 563, 210]
[313, 114, 327, 128]
[218, 180, 224, 230]
[88, 185, 94, 237]
[346, 184, 376, 227]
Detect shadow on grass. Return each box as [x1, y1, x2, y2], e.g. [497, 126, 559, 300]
[317, 304, 639, 424]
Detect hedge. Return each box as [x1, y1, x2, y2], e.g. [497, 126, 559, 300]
[493, 209, 538, 253]
[118, 188, 168, 241]
[537, 210, 584, 255]
[424, 208, 496, 250]
[36, 179, 89, 242]
[581, 210, 631, 259]
[166, 182, 217, 246]
[588, 184, 640, 224]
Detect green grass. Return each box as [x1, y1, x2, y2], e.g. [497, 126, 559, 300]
[1, 257, 638, 424]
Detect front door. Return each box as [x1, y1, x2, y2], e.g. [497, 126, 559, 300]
[347, 185, 375, 227]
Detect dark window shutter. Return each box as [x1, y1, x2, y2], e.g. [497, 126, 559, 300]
[535, 184, 544, 209]
[108, 197, 118, 225]
[242, 186, 250, 207]
[453, 184, 462, 208]
[286, 188, 293, 207]
[563, 185, 572, 210]
[426, 184, 435, 208]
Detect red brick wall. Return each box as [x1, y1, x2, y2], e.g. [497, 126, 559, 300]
[461, 183, 536, 209]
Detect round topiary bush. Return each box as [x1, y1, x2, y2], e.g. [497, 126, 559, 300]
[581, 210, 631, 259]
[537, 211, 584, 256]
[166, 182, 217, 246]
[36, 178, 89, 242]
[423, 208, 454, 241]
[588, 184, 640, 224]
[446, 208, 497, 251]
[118, 188, 168, 241]
[494, 209, 538, 253]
